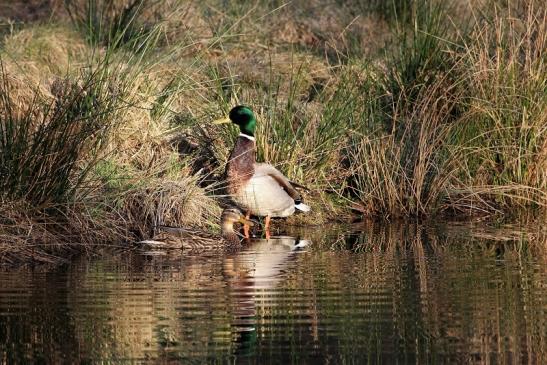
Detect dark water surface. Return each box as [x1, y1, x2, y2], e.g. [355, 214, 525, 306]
[1, 223, 546, 364]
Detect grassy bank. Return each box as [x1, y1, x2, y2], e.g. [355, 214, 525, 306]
[0, 0, 545, 263]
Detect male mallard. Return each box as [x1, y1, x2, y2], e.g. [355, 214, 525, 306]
[138, 208, 253, 250]
[214, 105, 310, 237]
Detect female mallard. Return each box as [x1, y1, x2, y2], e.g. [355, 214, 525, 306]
[214, 105, 310, 237]
[138, 208, 253, 250]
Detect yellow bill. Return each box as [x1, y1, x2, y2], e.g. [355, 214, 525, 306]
[212, 117, 231, 125]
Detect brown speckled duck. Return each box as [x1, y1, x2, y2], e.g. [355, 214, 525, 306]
[138, 208, 253, 250]
[214, 105, 310, 238]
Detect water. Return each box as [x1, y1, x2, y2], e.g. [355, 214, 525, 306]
[1, 223, 546, 364]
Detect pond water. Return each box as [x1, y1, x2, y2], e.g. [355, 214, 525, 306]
[1, 222, 546, 364]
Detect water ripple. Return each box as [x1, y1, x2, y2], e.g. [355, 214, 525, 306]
[1, 227, 546, 363]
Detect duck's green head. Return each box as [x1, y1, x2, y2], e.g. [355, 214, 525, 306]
[213, 105, 256, 137]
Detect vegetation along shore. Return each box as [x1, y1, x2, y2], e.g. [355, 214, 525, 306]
[0, 0, 545, 264]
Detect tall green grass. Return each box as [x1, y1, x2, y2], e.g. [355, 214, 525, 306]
[349, 0, 414, 23]
[385, 0, 452, 108]
[344, 69, 462, 217]
[0, 62, 121, 205]
[64, 0, 160, 51]
[448, 1, 547, 210]
[342, 0, 545, 216]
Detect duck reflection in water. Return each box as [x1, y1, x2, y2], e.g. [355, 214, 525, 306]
[73, 228, 311, 360]
[222, 236, 311, 355]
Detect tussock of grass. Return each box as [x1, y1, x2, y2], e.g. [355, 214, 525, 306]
[65, 0, 154, 50]
[0, 63, 118, 205]
[120, 177, 219, 239]
[450, 2, 547, 209]
[346, 70, 462, 217]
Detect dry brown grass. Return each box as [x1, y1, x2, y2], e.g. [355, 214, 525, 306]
[0, 199, 131, 266]
[3, 25, 88, 74]
[347, 71, 463, 217]
[1, 0, 546, 266]
[119, 177, 220, 239]
[0, 58, 54, 118]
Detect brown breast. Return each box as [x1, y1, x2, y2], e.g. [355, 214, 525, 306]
[226, 137, 256, 194]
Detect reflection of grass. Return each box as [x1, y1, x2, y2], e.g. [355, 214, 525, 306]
[297, 221, 547, 362]
[3, 222, 544, 362]
[108, 225, 547, 362]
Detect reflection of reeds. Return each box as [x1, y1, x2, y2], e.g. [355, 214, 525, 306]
[287, 221, 547, 362]
[1, 222, 545, 362]
[65, 253, 234, 361]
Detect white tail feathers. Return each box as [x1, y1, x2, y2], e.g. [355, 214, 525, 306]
[293, 239, 311, 250]
[294, 202, 311, 212]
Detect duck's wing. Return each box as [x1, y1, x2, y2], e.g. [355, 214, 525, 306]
[241, 173, 294, 216]
[254, 163, 311, 212]
[254, 163, 301, 201]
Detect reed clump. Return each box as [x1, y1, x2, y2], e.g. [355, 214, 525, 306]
[448, 1, 547, 211]
[120, 177, 220, 239]
[342, 0, 546, 216]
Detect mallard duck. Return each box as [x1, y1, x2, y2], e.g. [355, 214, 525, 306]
[138, 208, 253, 250]
[214, 105, 310, 238]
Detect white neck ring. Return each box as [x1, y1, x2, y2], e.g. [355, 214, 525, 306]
[239, 133, 255, 141]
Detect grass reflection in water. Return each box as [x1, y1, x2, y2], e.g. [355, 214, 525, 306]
[0, 223, 545, 364]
